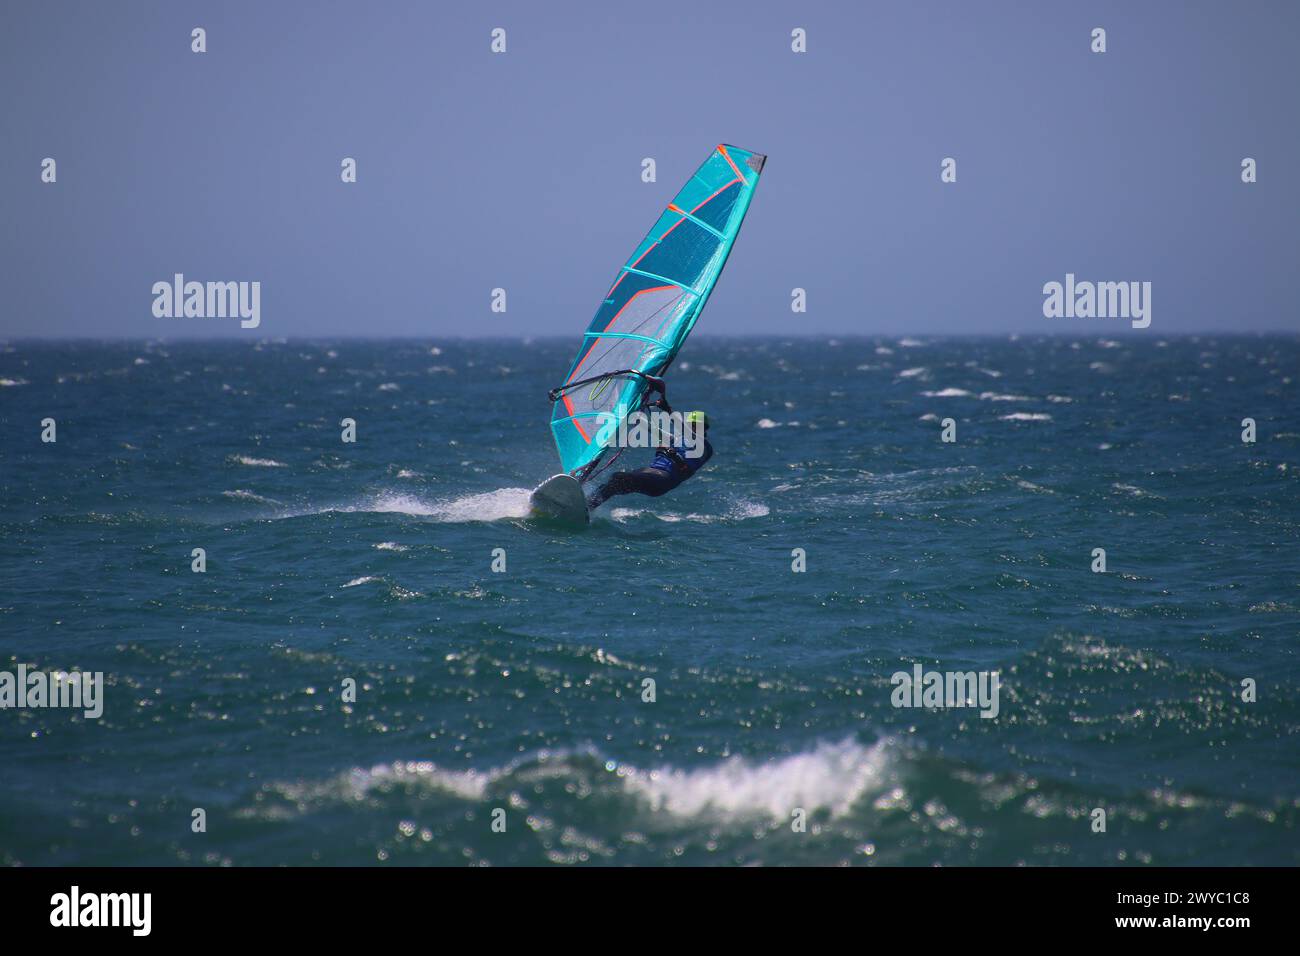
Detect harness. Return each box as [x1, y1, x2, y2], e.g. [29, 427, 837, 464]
[657, 446, 693, 478]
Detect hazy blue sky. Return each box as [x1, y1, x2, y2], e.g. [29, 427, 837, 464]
[3, 0, 1297, 338]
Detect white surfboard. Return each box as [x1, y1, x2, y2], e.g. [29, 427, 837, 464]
[529, 474, 589, 524]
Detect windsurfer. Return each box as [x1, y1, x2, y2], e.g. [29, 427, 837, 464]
[586, 378, 712, 509]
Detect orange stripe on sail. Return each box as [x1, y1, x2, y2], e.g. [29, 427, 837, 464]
[563, 393, 591, 443]
[690, 179, 740, 216]
[660, 209, 689, 240]
[717, 144, 746, 183]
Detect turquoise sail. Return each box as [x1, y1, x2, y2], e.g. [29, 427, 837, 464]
[549, 144, 766, 480]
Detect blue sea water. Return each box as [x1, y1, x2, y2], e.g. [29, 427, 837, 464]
[0, 335, 1296, 866]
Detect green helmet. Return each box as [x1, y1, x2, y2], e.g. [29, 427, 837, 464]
[685, 410, 709, 431]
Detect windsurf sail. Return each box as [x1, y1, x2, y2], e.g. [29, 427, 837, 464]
[548, 144, 766, 481]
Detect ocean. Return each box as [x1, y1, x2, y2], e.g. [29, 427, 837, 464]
[1, 335, 1296, 866]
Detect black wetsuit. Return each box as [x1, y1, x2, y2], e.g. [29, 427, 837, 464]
[586, 386, 712, 509]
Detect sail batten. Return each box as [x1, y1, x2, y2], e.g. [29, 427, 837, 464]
[618, 266, 702, 295]
[549, 144, 765, 479]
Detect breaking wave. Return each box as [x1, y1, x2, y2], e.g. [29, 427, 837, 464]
[251, 737, 895, 823]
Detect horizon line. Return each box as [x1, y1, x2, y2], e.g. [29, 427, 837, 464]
[4, 330, 1298, 345]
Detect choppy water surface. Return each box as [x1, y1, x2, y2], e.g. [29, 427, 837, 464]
[0, 336, 1296, 865]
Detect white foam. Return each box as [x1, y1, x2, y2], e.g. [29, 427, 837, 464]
[1000, 412, 1052, 421]
[921, 388, 971, 398]
[608, 499, 769, 524]
[347, 488, 533, 523]
[222, 489, 282, 505]
[978, 392, 1031, 402]
[698, 364, 746, 381]
[1112, 482, 1160, 499]
[729, 500, 771, 519]
[620, 738, 892, 819]
[230, 455, 287, 468]
[259, 738, 894, 822]
[269, 761, 491, 807]
[1015, 479, 1054, 494]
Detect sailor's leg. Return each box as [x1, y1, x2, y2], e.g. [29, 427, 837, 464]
[629, 467, 679, 498]
[587, 471, 635, 509]
[588, 468, 677, 508]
